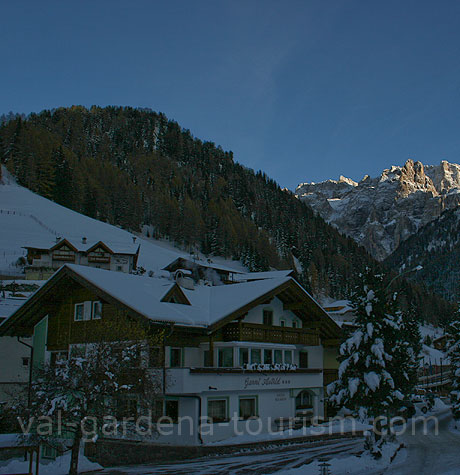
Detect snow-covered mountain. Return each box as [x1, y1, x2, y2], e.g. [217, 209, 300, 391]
[0, 168, 245, 277]
[295, 159, 460, 260]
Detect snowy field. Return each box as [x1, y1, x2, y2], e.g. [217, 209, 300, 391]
[0, 168, 246, 277]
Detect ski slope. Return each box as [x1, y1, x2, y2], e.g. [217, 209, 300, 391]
[0, 168, 245, 276]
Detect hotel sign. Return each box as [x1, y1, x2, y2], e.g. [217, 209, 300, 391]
[243, 363, 298, 372]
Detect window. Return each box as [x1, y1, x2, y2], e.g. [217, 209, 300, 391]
[208, 398, 228, 423]
[274, 350, 283, 364]
[50, 351, 68, 367]
[299, 351, 309, 368]
[165, 399, 179, 423]
[170, 348, 182, 367]
[116, 265, 123, 272]
[239, 396, 258, 419]
[21, 357, 30, 367]
[74, 301, 91, 321]
[74, 303, 84, 321]
[280, 319, 286, 327]
[292, 321, 297, 329]
[218, 348, 233, 367]
[239, 348, 249, 366]
[92, 301, 102, 320]
[251, 348, 261, 364]
[284, 350, 293, 365]
[263, 349, 272, 365]
[42, 445, 56, 460]
[203, 350, 212, 367]
[263, 310, 273, 326]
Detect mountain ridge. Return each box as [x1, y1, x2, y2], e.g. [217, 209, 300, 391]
[296, 159, 460, 260]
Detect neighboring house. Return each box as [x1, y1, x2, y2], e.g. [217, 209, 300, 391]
[433, 334, 448, 351]
[323, 300, 356, 328]
[23, 237, 140, 279]
[0, 264, 341, 445]
[162, 257, 244, 284]
[0, 296, 32, 403]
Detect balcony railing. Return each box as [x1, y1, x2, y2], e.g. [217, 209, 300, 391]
[223, 322, 319, 346]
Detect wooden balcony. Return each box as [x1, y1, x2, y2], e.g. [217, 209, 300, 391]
[223, 322, 319, 346]
[52, 252, 75, 262]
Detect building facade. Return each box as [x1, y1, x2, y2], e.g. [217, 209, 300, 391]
[24, 238, 140, 280]
[1, 264, 341, 445]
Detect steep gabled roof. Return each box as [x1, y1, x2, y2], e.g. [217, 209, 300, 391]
[0, 264, 341, 339]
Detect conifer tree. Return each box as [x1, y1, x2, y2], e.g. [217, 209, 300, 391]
[327, 270, 406, 455]
[447, 317, 460, 425]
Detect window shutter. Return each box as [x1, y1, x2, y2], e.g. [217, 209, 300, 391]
[83, 301, 92, 320]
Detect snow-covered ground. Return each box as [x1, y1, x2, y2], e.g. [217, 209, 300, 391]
[0, 451, 101, 475]
[0, 167, 246, 277]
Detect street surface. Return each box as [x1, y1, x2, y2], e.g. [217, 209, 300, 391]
[97, 437, 364, 475]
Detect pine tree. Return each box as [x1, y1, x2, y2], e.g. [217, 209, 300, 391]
[327, 270, 405, 455]
[447, 318, 460, 425]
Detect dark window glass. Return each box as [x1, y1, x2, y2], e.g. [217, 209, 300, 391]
[239, 348, 249, 366]
[263, 310, 273, 326]
[208, 399, 227, 423]
[165, 400, 179, 423]
[218, 348, 233, 367]
[251, 349, 261, 364]
[204, 350, 212, 367]
[274, 350, 282, 364]
[264, 349, 272, 365]
[170, 348, 182, 367]
[299, 351, 309, 368]
[239, 397, 257, 419]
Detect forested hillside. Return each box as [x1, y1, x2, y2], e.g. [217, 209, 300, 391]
[385, 207, 460, 302]
[0, 106, 453, 321]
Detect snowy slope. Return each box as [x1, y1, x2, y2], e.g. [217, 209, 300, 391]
[0, 168, 246, 276]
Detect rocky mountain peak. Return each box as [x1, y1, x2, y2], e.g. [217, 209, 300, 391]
[295, 160, 460, 260]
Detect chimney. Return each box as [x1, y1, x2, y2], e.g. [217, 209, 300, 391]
[82, 237, 87, 244]
[55, 236, 61, 243]
[132, 236, 137, 244]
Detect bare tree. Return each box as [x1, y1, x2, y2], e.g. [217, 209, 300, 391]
[16, 316, 164, 475]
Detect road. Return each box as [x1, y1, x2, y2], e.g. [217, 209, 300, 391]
[96, 437, 364, 475]
[363, 408, 460, 475]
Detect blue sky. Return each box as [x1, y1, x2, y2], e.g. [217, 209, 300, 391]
[2, 0, 460, 190]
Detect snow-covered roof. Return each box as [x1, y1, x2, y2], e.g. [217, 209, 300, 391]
[323, 300, 354, 315]
[24, 238, 139, 255]
[163, 257, 244, 274]
[2, 263, 340, 338]
[0, 297, 27, 319]
[22, 265, 298, 329]
[232, 270, 294, 282]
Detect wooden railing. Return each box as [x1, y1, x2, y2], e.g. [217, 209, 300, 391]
[223, 322, 319, 346]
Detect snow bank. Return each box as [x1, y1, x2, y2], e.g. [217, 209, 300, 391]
[0, 453, 101, 475]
